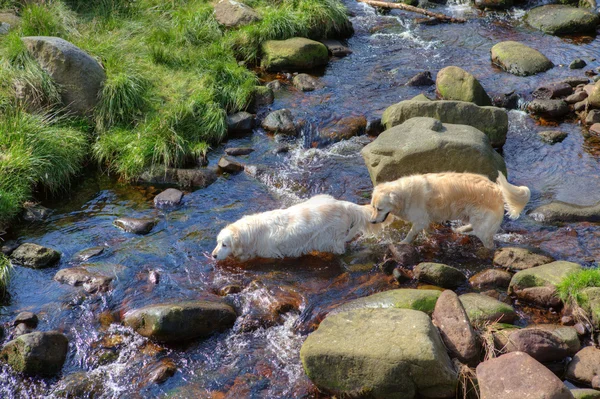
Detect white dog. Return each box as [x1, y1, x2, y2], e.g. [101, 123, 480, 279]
[369, 172, 531, 249]
[212, 195, 382, 261]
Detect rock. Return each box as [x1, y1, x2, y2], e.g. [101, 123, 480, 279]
[586, 110, 600, 125]
[123, 301, 237, 342]
[14, 312, 38, 329]
[300, 308, 457, 398]
[218, 156, 244, 173]
[459, 293, 517, 324]
[10, 243, 61, 269]
[411, 93, 433, 101]
[590, 124, 600, 135]
[504, 325, 580, 362]
[22, 203, 52, 222]
[331, 289, 441, 315]
[494, 247, 554, 271]
[571, 389, 600, 399]
[318, 116, 367, 143]
[137, 168, 217, 190]
[539, 130, 569, 144]
[213, 0, 260, 28]
[366, 117, 383, 136]
[575, 100, 589, 112]
[491, 41, 553, 76]
[406, 71, 434, 86]
[474, 0, 513, 9]
[388, 243, 420, 266]
[251, 86, 274, 112]
[0, 331, 68, 375]
[225, 147, 254, 156]
[469, 269, 513, 290]
[292, 73, 324, 91]
[1, 241, 19, 256]
[588, 83, 600, 108]
[493, 92, 520, 110]
[531, 201, 600, 223]
[261, 109, 296, 135]
[153, 188, 183, 209]
[113, 217, 156, 235]
[435, 66, 491, 106]
[526, 5, 599, 35]
[381, 100, 508, 148]
[146, 358, 177, 384]
[21, 37, 106, 116]
[320, 39, 352, 57]
[54, 372, 104, 399]
[265, 80, 281, 91]
[432, 290, 480, 365]
[54, 263, 121, 292]
[527, 99, 570, 119]
[227, 112, 254, 134]
[564, 77, 590, 87]
[148, 270, 160, 285]
[361, 117, 506, 185]
[261, 38, 329, 71]
[0, 13, 20, 27]
[581, 288, 600, 328]
[508, 261, 582, 307]
[73, 246, 105, 262]
[571, 59, 588, 69]
[0, 22, 9, 35]
[413, 262, 467, 289]
[533, 82, 573, 100]
[567, 347, 600, 386]
[477, 352, 575, 399]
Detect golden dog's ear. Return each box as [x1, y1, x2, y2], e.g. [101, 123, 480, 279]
[388, 192, 403, 209]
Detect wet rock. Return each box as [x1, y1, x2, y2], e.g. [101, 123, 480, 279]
[213, 0, 260, 28]
[83, 276, 113, 294]
[218, 284, 243, 296]
[361, 117, 506, 185]
[504, 325, 580, 362]
[292, 73, 324, 91]
[413, 262, 467, 289]
[571, 59, 587, 69]
[261, 109, 296, 135]
[566, 91, 588, 104]
[526, 5, 599, 35]
[365, 117, 383, 136]
[273, 144, 289, 154]
[379, 259, 397, 275]
[73, 246, 105, 262]
[218, 156, 244, 173]
[148, 270, 160, 285]
[22, 203, 52, 222]
[318, 115, 367, 143]
[0, 331, 68, 375]
[261, 38, 329, 71]
[491, 41, 553, 76]
[571, 389, 600, 399]
[113, 217, 156, 234]
[154, 188, 183, 209]
[239, 285, 303, 332]
[393, 267, 412, 283]
[381, 100, 508, 148]
[331, 289, 440, 315]
[533, 82, 573, 100]
[265, 80, 281, 91]
[54, 371, 104, 399]
[22, 37, 105, 116]
[477, 352, 574, 399]
[138, 168, 217, 190]
[14, 312, 38, 329]
[564, 77, 590, 87]
[459, 293, 517, 324]
[123, 300, 237, 342]
[586, 110, 600, 125]
[251, 86, 274, 112]
[14, 323, 33, 337]
[492, 91, 520, 110]
[411, 93, 433, 101]
[539, 130, 569, 144]
[527, 99, 570, 119]
[474, 0, 513, 9]
[509, 261, 582, 307]
[11, 243, 61, 269]
[300, 308, 458, 398]
[54, 263, 122, 290]
[567, 346, 600, 386]
[225, 147, 254, 156]
[320, 39, 352, 57]
[432, 290, 480, 365]
[469, 268, 513, 290]
[406, 71, 434, 86]
[388, 243, 420, 266]
[435, 66, 492, 106]
[531, 201, 600, 223]
[227, 112, 254, 134]
[146, 358, 177, 384]
[1, 241, 19, 256]
[55, 267, 96, 286]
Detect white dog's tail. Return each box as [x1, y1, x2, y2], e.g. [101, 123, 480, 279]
[496, 171, 531, 220]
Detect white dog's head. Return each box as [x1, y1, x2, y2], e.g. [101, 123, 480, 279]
[211, 227, 238, 260]
[370, 183, 399, 224]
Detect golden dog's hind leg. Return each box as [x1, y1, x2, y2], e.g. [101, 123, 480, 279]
[401, 223, 427, 244]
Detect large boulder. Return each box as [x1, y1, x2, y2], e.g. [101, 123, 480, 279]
[571, 389, 600, 399]
[123, 301, 237, 342]
[491, 41, 553, 76]
[10, 243, 61, 269]
[413, 262, 467, 289]
[432, 290, 480, 365]
[526, 5, 599, 35]
[360, 117, 506, 185]
[0, 331, 68, 375]
[435, 66, 492, 106]
[531, 201, 600, 223]
[493, 247, 554, 271]
[261, 38, 328, 71]
[21, 36, 106, 116]
[300, 308, 457, 398]
[459, 293, 517, 324]
[331, 289, 441, 315]
[567, 346, 600, 386]
[477, 352, 575, 399]
[381, 100, 508, 148]
[504, 325, 580, 362]
[508, 261, 582, 307]
[213, 0, 260, 28]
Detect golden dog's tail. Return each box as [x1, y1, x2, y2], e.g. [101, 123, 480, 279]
[496, 171, 531, 220]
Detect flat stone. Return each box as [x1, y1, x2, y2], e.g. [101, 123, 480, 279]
[318, 115, 367, 143]
[563, 77, 590, 87]
[13, 312, 38, 328]
[469, 268, 513, 289]
[566, 91, 588, 104]
[261, 109, 296, 135]
[0, 331, 68, 376]
[73, 246, 105, 262]
[533, 82, 573, 100]
[406, 71, 435, 86]
[154, 188, 183, 209]
[504, 325, 580, 362]
[320, 39, 352, 57]
[567, 346, 600, 386]
[539, 130, 568, 144]
[413, 262, 467, 289]
[331, 289, 441, 315]
[531, 201, 600, 223]
[459, 293, 517, 324]
[218, 156, 244, 173]
[225, 147, 254, 156]
[292, 73, 324, 92]
[436, 66, 492, 106]
[491, 41, 553, 77]
[527, 99, 570, 119]
[10, 243, 61, 269]
[526, 5, 599, 35]
[113, 217, 156, 235]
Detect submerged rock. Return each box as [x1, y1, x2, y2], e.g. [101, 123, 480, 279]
[261, 38, 329, 71]
[491, 41, 553, 76]
[526, 5, 599, 35]
[406, 71, 434, 86]
[10, 243, 61, 269]
[292, 73, 324, 91]
[413, 262, 467, 289]
[539, 130, 569, 144]
[261, 109, 296, 135]
[459, 293, 517, 324]
[435, 66, 492, 106]
[213, 0, 260, 28]
[493, 247, 554, 271]
[0, 331, 68, 375]
[146, 358, 177, 384]
[154, 188, 183, 209]
[218, 156, 244, 173]
[138, 168, 217, 190]
[331, 289, 441, 315]
[113, 217, 156, 235]
[531, 201, 600, 223]
[300, 308, 457, 398]
[73, 246, 105, 262]
[54, 371, 104, 399]
[567, 346, 600, 386]
[318, 115, 367, 143]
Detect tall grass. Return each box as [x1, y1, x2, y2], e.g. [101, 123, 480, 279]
[557, 268, 600, 306]
[0, 254, 11, 300]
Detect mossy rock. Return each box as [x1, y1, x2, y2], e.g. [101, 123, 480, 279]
[10, 243, 61, 269]
[491, 41, 553, 77]
[459, 293, 517, 324]
[526, 5, 599, 35]
[331, 288, 441, 315]
[436, 66, 492, 106]
[413, 262, 467, 289]
[509, 261, 582, 291]
[0, 331, 68, 376]
[261, 37, 329, 71]
[582, 287, 600, 328]
[588, 82, 600, 109]
[571, 389, 600, 399]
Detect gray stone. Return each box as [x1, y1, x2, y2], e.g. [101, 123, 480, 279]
[361, 117, 506, 185]
[526, 5, 599, 35]
[533, 82, 573, 100]
[531, 201, 600, 223]
[14, 312, 38, 328]
[539, 130, 569, 144]
[10, 243, 60, 269]
[213, 0, 260, 27]
[261, 38, 329, 71]
[331, 289, 441, 315]
[292, 73, 324, 91]
[567, 346, 600, 386]
[406, 71, 434, 86]
[137, 168, 217, 190]
[571, 59, 587, 69]
[218, 156, 244, 173]
[413, 262, 467, 289]
[113, 217, 156, 234]
[154, 188, 183, 209]
[459, 293, 517, 324]
[261, 109, 296, 135]
[493, 247, 555, 271]
[22, 203, 52, 222]
[586, 110, 600, 125]
[225, 147, 254, 156]
[527, 99, 570, 119]
[320, 39, 352, 57]
[251, 86, 274, 112]
[21, 37, 106, 116]
[0, 331, 68, 375]
[436, 66, 492, 106]
[491, 41, 553, 76]
[504, 325, 580, 362]
[469, 268, 513, 289]
[73, 246, 105, 262]
[318, 115, 367, 143]
[227, 112, 254, 134]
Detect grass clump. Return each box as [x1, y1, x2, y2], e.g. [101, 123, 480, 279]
[557, 267, 600, 306]
[0, 254, 12, 300]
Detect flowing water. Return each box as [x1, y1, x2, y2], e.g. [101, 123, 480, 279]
[2, 1, 600, 397]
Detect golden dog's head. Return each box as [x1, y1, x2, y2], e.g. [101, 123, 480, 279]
[369, 183, 398, 224]
[211, 226, 238, 260]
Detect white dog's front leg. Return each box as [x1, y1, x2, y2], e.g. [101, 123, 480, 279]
[401, 224, 424, 244]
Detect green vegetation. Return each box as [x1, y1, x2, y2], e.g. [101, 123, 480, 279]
[557, 267, 600, 306]
[0, 254, 12, 299]
[0, 0, 350, 224]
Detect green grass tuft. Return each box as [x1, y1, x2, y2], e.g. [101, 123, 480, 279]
[0, 253, 12, 300]
[20, 1, 78, 38]
[557, 268, 600, 306]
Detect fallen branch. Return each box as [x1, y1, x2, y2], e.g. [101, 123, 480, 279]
[357, 0, 466, 23]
